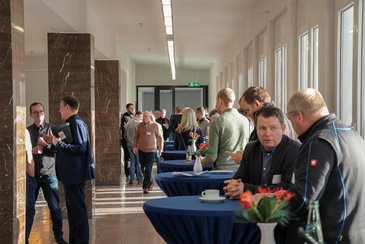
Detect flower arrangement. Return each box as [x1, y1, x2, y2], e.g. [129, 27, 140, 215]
[194, 143, 208, 156]
[235, 187, 295, 226]
[189, 131, 201, 141]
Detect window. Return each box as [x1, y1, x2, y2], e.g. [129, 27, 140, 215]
[299, 32, 309, 90]
[258, 57, 267, 88]
[338, 5, 354, 126]
[275, 44, 287, 112]
[311, 26, 319, 89]
[248, 66, 254, 87]
[360, 0, 365, 137]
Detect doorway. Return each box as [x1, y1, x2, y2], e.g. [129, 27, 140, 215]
[136, 86, 208, 118]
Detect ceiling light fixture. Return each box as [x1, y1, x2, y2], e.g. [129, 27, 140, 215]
[161, 0, 176, 80]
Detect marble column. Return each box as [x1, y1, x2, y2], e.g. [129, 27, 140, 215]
[48, 33, 95, 217]
[95, 60, 121, 185]
[0, 0, 26, 243]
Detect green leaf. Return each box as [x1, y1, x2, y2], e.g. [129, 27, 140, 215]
[257, 197, 277, 222]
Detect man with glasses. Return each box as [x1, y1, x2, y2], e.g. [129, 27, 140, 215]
[226, 86, 296, 164]
[26, 103, 66, 244]
[286, 89, 365, 243]
[133, 111, 163, 194]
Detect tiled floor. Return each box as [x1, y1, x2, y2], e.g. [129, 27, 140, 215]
[29, 177, 166, 244]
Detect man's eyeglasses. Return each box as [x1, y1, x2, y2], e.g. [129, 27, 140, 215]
[286, 111, 298, 119]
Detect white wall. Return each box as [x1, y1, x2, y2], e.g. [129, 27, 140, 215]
[136, 64, 210, 87]
[213, 0, 352, 112]
[25, 56, 49, 126]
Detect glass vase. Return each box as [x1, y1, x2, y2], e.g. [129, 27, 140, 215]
[193, 156, 203, 175]
[191, 139, 197, 152]
[257, 222, 277, 244]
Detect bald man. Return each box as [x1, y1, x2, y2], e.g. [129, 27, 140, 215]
[286, 89, 365, 243]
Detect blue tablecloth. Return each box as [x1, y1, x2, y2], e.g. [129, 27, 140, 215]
[159, 159, 212, 172]
[164, 141, 175, 151]
[161, 150, 189, 160]
[143, 196, 259, 244]
[155, 171, 234, 196]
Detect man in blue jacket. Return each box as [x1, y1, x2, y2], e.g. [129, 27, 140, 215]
[46, 96, 94, 244]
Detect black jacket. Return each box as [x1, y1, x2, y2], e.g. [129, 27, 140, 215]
[120, 112, 133, 138]
[27, 121, 56, 177]
[174, 128, 203, 150]
[288, 114, 365, 243]
[234, 135, 300, 193]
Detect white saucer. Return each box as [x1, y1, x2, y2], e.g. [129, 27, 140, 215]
[209, 170, 234, 174]
[199, 196, 226, 202]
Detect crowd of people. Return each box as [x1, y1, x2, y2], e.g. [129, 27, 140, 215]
[24, 86, 365, 243]
[121, 87, 365, 244]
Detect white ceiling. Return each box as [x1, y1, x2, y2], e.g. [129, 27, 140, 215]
[24, 0, 256, 70]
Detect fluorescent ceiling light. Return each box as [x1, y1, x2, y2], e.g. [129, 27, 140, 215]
[162, 0, 171, 4]
[163, 5, 172, 16]
[165, 27, 173, 35]
[161, 0, 175, 80]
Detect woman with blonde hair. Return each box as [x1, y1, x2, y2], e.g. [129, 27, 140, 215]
[174, 108, 203, 150]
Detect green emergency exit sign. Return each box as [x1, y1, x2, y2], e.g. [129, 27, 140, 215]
[187, 81, 200, 87]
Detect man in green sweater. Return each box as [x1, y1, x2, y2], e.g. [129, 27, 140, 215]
[202, 88, 250, 170]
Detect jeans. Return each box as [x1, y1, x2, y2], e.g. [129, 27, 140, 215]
[138, 151, 155, 188]
[26, 174, 63, 243]
[121, 138, 130, 177]
[127, 145, 143, 182]
[155, 152, 161, 173]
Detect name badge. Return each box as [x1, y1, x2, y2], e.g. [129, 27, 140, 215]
[291, 173, 295, 184]
[146, 132, 152, 136]
[272, 174, 282, 184]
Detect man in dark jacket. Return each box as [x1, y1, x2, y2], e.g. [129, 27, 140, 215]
[286, 89, 365, 243]
[156, 108, 169, 140]
[46, 96, 94, 244]
[120, 103, 134, 180]
[224, 106, 300, 197]
[169, 106, 183, 140]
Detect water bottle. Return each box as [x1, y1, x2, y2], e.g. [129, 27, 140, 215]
[186, 146, 192, 163]
[305, 200, 324, 244]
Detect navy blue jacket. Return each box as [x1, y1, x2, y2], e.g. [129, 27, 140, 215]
[55, 114, 94, 186]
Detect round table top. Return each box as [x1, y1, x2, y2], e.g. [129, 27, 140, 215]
[155, 171, 234, 182]
[161, 150, 190, 160]
[143, 195, 240, 217]
[159, 159, 212, 172]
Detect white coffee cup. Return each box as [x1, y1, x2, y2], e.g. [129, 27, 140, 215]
[201, 189, 220, 199]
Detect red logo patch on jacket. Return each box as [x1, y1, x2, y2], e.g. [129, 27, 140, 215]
[309, 159, 317, 167]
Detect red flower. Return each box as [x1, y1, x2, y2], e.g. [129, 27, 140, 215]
[284, 191, 295, 201]
[240, 190, 254, 209]
[274, 190, 286, 200]
[189, 132, 200, 140]
[199, 143, 208, 149]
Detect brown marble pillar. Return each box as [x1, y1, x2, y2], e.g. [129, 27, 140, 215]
[48, 33, 95, 217]
[0, 0, 26, 243]
[94, 60, 121, 185]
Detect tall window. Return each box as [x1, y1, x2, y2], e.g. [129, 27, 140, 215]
[248, 66, 254, 87]
[360, 0, 365, 137]
[299, 32, 309, 90]
[258, 57, 267, 88]
[275, 45, 287, 111]
[311, 26, 319, 89]
[338, 5, 354, 126]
